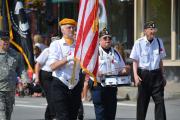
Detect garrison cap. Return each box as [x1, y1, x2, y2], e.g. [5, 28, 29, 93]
[0, 31, 10, 40]
[144, 21, 156, 29]
[59, 18, 77, 26]
[99, 28, 111, 38]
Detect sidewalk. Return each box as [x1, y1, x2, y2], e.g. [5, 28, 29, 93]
[117, 81, 180, 101]
[164, 81, 180, 99]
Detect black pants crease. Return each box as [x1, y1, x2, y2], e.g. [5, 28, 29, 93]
[137, 69, 166, 120]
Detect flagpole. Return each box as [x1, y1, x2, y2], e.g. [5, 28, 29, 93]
[69, 59, 76, 87]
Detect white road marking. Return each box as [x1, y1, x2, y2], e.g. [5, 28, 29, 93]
[15, 101, 136, 108]
[15, 101, 29, 104]
[15, 104, 45, 109]
[117, 102, 136, 107]
[83, 102, 136, 107]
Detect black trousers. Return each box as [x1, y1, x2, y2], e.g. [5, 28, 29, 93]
[39, 70, 55, 120]
[51, 77, 82, 120]
[90, 81, 117, 120]
[137, 69, 166, 120]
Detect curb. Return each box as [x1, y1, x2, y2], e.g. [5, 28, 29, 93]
[117, 81, 180, 101]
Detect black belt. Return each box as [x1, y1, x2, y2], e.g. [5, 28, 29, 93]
[138, 68, 161, 73]
[40, 70, 52, 74]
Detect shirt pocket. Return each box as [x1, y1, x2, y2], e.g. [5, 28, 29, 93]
[153, 49, 159, 55]
[99, 59, 107, 74]
[113, 59, 120, 69]
[141, 51, 149, 63]
[153, 49, 160, 61]
[112, 60, 120, 74]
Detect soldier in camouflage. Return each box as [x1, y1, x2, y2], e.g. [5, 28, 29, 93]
[0, 32, 26, 120]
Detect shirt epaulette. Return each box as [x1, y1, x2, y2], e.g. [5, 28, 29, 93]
[137, 38, 144, 42]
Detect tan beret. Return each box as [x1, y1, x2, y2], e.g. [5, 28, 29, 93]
[59, 18, 77, 26]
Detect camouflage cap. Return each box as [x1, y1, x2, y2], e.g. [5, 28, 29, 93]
[144, 21, 156, 29]
[99, 28, 111, 38]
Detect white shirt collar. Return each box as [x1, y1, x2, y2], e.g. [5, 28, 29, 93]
[144, 36, 156, 45]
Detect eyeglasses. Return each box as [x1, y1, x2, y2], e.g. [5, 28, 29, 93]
[102, 36, 112, 40]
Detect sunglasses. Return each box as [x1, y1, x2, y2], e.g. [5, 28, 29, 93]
[102, 36, 112, 40]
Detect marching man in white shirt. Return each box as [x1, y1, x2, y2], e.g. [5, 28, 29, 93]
[48, 18, 82, 120]
[130, 21, 167, 120]
[89, 28, 129, 120]
[35, 44, 56, 120]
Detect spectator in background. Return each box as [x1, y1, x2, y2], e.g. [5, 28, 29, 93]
[114, 43, 126, 62]
[114, 43, 131, 77]
[32, 34, 48, 97]
[33, 34, 47, 50]
[81, 74, 91, 102]
[35, 48, 55, 120]
[34, 37, 56, 120]
[33, 34, 47, 60]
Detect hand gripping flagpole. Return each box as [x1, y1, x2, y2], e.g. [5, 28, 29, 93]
[70, 58, 76, 87]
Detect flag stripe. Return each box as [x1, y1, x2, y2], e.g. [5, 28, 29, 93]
[75, 0, 99, 83]
[83, 30, 98, 68]
[92, 56, 99, 75]
[81, 29, 95, 62]
[80, 1, 99, 63]
[87, 40, 99, 73]
[81, 3, 98, 46]
[76, 0, 98, 59]
[75, 0, 97, 57]
[75, 0, 88, 56]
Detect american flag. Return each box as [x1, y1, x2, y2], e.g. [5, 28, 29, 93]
[75, 0, 100, 84]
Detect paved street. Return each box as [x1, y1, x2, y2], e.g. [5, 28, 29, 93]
[12, 97, 180, 120]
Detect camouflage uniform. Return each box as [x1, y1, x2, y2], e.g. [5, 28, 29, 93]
[0, 48, 24, 120]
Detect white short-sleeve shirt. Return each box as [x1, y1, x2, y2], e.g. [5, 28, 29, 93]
[48, 37, 80, 89]
[36, 48, 52, 72]
[91, 46, 126, 83]
[130, 36, 166, 70]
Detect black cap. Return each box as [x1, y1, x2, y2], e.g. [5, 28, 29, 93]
[0, 31, 10, 40]
[99, 28, 111, 38]
[144, 21, 156, 29]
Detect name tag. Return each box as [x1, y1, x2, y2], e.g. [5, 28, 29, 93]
[102, 75, 131, 87]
